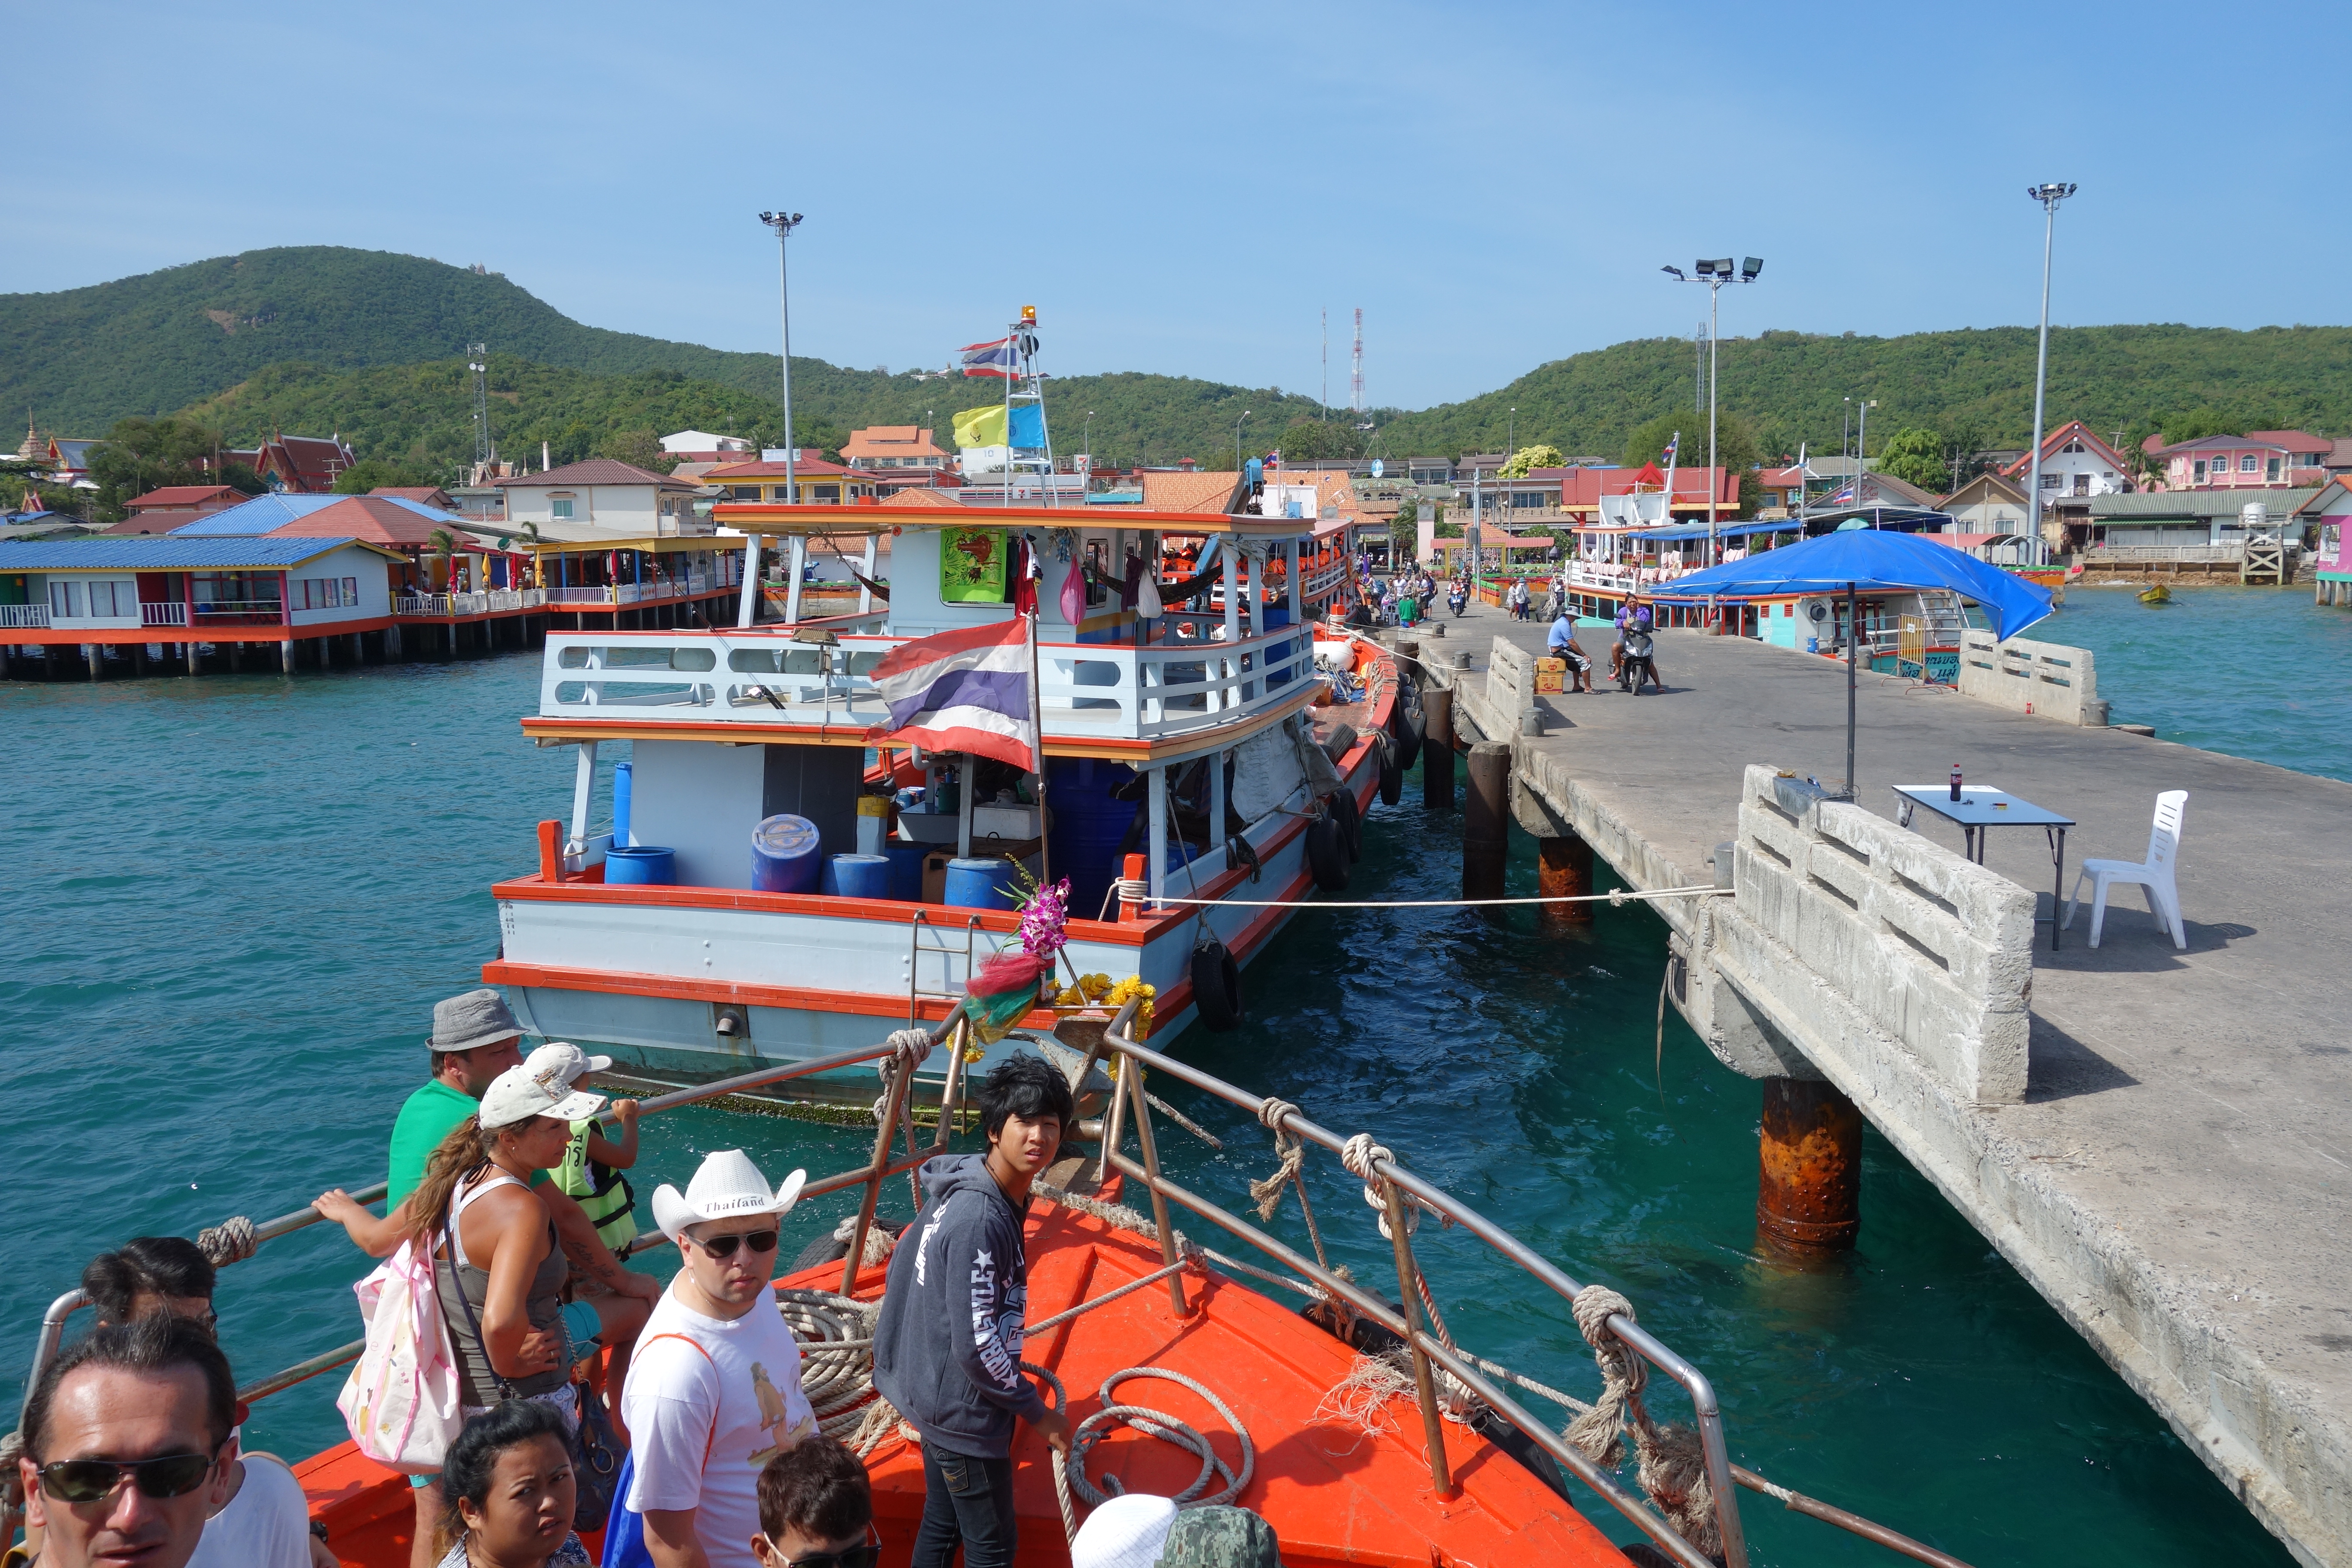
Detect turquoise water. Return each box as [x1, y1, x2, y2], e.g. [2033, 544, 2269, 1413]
[0, 649, 2303, 1567]
[2047, 584, 2352, 781]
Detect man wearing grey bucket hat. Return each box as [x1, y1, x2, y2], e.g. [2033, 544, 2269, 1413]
[389, 990, 531, 1205]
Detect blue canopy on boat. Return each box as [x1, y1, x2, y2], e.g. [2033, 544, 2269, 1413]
[1645, 528, 2055, 641]
[1626, 518, 1801, 542]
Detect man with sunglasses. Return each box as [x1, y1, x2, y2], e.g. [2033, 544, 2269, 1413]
[622, 1150, 817, 1568]
[750, 1438, 875, 1568]
[15, 1314, 236, 1568]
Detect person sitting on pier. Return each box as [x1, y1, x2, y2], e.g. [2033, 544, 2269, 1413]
[751, 1438, 875, 1568]
[1546, 612, 1594, 693]
[13, 1316, 238, 1568]
[873, 1056, 1075, 1568]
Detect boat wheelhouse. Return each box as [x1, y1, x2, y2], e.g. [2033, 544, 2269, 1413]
[484, 503, 1395, 1094]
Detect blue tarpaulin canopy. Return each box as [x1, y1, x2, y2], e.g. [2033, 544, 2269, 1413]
[1645, 527, 2055, 641]
[1626, 518, 1802, 543]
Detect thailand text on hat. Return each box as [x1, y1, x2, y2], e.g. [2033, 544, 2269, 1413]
[479, 1042, 610, 1130]
[430, 988, 526, 1053]
[650, 1149, 808, 1241]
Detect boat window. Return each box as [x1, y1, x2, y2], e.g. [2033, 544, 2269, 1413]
[668, 647, 717, 672]
[729, 648, 785, 673]
[557, 645, 591, 668]
[603, 646, 679, 668]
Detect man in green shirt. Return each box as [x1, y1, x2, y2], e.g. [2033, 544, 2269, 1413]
[385, 989, 529, 1205]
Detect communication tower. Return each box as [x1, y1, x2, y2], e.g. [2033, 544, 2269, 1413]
[467, 345, 493, 472]
[1350, 308, 1364, 414]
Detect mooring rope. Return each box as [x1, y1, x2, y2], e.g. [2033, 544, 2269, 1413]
[1148, 886, 1729, 911]
[1566, 1285, 1722, 1561]
[196, 1216, 257, 1267]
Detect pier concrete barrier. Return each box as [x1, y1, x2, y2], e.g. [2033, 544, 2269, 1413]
[1485, 636, 1532, 722]
[1727, 766, 2036, 1105]
[1957, 631, 2098, 725]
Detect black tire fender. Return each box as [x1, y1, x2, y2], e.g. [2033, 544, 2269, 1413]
[1390, 704, 1424, 773]
[1377, 733, 1403, 806]
[1305, 812, 1351, 891]
[1190, 936, 1244, 1032]
[1329, 783, 1363, 862]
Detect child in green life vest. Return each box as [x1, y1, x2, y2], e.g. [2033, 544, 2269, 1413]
[557, 1094, 643, 1255]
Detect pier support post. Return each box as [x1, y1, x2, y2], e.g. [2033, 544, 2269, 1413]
[43, 644, 60, 680]
[1422, 686, 1455, 808]
[1537, 833, 1594, 928]
[1463, 741, 1511, 902]
[386, 622, 403, 660]
[183, 641, 198, 676]
[84, 643, 102, 682]
[1756, 1076, 1864, 1255]
[279, 639, 295, 676]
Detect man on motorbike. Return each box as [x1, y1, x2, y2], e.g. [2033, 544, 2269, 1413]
[1611, 598, 1665, 693]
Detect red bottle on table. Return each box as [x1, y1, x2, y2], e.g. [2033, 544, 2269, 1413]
[1950, 766, 1963, 802]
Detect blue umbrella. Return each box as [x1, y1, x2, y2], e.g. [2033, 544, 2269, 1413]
[1647, 529, 2056, 796]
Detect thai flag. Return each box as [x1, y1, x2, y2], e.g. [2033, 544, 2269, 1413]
[1660, 433, 1678, 464]
[960, 337, 1019, 379]
[866, 619, 1037, 771]
[1828, 483, 1856, 505]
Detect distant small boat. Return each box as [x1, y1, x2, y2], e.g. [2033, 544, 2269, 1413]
[2139, 584, 2172, 605]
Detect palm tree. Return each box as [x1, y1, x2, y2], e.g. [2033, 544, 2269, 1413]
[428, 529, 458, 595]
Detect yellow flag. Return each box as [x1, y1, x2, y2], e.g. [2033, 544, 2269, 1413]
[952, 404, 1009, 449]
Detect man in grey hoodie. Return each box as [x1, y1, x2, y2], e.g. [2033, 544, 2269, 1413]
[873, 1054, 1075, 1568]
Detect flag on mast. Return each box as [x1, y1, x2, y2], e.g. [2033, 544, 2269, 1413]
[959, 337, 1019, 378]
[865, 619, 1038, 772]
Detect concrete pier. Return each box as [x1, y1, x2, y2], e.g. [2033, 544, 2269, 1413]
[1417, 603, 2352, 1566]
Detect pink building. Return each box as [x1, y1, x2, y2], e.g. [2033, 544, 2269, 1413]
[2156, 431, 2330, 490]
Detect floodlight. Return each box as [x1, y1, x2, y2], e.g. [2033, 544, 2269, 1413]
[1741, 256, 1763, 281]
[1710, 258, 1734, 276]
[1694, 258, 1718, 276]
[1662, 265, 1685, 279]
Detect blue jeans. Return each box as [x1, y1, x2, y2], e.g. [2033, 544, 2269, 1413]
[912, 1445, 1016, 1568]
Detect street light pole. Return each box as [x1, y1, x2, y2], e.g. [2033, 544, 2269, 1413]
[2023, 184, 2076, 550]
[1235, 410, 1250, 474]
[758, 211, 803, 505]
[1662, 257, 1761, 573]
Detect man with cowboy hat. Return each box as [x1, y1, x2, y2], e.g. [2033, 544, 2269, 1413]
[619, 1150, 818, 1568]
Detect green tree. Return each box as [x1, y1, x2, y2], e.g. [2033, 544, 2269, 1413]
[1499, 444, 1565, 478]
[595, 428, 675, 472]
[1876, 427, 1950, 493]
[1274, 417, 1360, 464]
[333, 456, 443, 493]
[85, 416, 264, 521]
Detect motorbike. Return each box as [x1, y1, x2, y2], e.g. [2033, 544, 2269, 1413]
[1447, 590, 1468, 617]
[1619, 629, 1659, 694]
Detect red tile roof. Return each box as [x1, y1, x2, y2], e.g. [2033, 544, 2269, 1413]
[704, 455, 866, 480]
[493, 459, 695, 490]
[263, 496, 472, 548]
[368, 486, 456, 508]
[1999, 421, 2130, 477]
[2247, 429, 2332, 455]
[125, 484, 243, 512]
[1140, 472, 1243, 513]
[876, 487, 968, 509]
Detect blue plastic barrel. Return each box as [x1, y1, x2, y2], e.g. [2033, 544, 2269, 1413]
[1045, 758, 1137, 920]
[823, 853, 891, 899]
[943, 856, 1023, 910]
[885, 842, 928, 902]
[751, 814, 823, 894]
[604, 845, 675, 885]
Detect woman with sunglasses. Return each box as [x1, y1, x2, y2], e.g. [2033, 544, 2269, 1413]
[616, 1149, 815, 1568]
[434, 1400, 591, 1568]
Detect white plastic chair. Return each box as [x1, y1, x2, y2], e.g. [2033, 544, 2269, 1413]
[2064, 791, 2188, 949]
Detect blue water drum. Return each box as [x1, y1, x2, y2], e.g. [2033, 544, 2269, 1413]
[1046, 757, 1137, 919]
[943, 856, 1023, 910]
[885, 842, 928, 902]
[823, 853, 891, 900]
[750, 814, 823, 894]
[604, 845, 676, 885]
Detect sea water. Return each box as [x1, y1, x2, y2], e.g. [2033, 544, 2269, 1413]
[0, 637, 2305, 1567]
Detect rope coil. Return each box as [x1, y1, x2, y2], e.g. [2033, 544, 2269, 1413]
[1565, 1286, 1722, 1561]
[197, 1216, 257, 1267]
[1063, 1367, 1256, 1513]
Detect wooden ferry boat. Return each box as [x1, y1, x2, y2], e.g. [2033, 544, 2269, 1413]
[481, 502, 1400, 1099]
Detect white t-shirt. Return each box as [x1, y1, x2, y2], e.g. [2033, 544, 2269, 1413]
[187, 1454, 313, 1568]
[621, 1284, 818, 1568]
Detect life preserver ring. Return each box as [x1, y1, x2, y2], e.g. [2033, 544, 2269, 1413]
[1329, 783, 1363, 863]
[1305, 812, 1350, 891]
[1377, 733, 1403, 806]
[1191, 937, 1245, 1032]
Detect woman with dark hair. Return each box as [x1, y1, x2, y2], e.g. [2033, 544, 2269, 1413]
[80, 1236, 216, 1329]
[435, 1400, 590, 1568]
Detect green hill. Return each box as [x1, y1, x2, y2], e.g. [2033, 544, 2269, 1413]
[9, 245, 2349, 480]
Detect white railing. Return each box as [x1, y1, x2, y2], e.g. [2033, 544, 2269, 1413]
[1, 604, 51, 628]
[141, 601, 189, 627]
[396, 594, 452, 617]
[2080, 542, 2241, 564]
[538, 622, 1317, 743]
[546, 587, 614, 605]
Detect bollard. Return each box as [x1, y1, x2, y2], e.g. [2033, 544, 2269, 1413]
[1756, 1077, 1864, 1254]
[1463, 742, 1511, 901]
[1537, 833, 1593, 928]
[1422, 686, 1455, 809]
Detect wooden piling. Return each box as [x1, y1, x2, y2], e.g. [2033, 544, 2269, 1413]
[1463, 741, 1511, 901]
[1756, 1076, 1864, 1254]
[1422, 686, 1455, 809]
[84, 643, 102, 682]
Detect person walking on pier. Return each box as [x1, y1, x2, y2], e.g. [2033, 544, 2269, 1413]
[873, 1056, 1075, 1568]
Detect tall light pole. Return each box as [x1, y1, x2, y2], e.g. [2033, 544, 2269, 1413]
[757, 211, 803, 504]
[1856, 398, 1877, 508]
[1235, 410, 1251, 474]
[2023, 184, 2076, 548]
[1507, 406, 1516, 463]
[1663, 257, 1762, 566]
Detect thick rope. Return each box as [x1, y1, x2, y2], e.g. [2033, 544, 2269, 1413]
[1338, 1134, 1411, 1240]
[1566, 1286, 1721, 1560]
[1065, 1367, 1255, 1513]
[196, 1216, 257, 1267]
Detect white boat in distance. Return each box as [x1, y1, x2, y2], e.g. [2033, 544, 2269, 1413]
[484, 499, 1403, 1094]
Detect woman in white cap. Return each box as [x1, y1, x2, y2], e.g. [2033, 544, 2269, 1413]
[617, 1149, 817, 1568]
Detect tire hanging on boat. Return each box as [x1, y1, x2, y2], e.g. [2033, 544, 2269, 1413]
[1389, 701, 1424, 774]
[1305, 812, 1350, 892]
[1330, 782, 1363, 863]
[1190, 935, 1245, 1032]
[1376, 733, 1403, 806]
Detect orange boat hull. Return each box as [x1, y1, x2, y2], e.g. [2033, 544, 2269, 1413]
[298, 1199, 1630, 1565]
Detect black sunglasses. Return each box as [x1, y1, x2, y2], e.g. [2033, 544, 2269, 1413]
[780, 1529, 881, 1568]
[38, 1450, 219, 1504]
[693, 1228, 779, 1259]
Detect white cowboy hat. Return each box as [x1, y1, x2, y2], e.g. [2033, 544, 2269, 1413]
[650, 1148, 807, 1241]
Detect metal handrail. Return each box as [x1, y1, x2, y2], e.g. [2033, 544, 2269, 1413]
[1092, 1007, 1746, 1568]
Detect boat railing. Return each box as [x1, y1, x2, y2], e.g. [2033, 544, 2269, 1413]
[1078, 1002, 1745, 1568]
[536, 627, 1315, 742]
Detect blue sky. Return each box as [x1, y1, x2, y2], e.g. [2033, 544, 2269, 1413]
[7, 0, 2341, 408]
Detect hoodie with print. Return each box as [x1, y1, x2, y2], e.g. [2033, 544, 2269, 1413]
[871, 1153, 1047, 1456]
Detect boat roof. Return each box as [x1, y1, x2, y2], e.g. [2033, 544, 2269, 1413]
[711, 502, 1317, 539]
